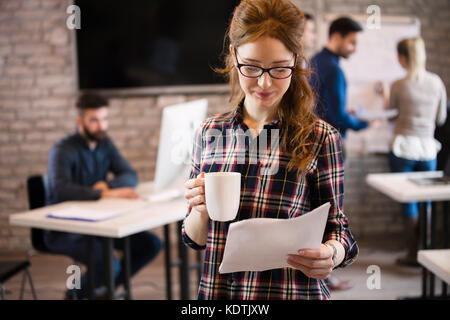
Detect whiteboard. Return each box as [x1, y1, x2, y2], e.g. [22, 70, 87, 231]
[318, 15, 420, 155]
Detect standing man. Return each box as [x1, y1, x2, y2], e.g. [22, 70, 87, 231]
[45, 92, 162, 299]
[310, 17, 367, 291]
[310, 17, 368, 158]
[302, 13, 317, 58]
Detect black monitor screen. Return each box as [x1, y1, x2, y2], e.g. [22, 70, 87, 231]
[75, 0, 239, 89]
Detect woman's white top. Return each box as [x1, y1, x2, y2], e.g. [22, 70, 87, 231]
[388, 71, 447, 161]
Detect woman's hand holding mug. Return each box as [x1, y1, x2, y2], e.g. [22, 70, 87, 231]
[184, 172, 209, 220]
[184, 171, 241, 222]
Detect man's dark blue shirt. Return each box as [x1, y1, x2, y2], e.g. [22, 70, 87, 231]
[47, 131, 137, 205]
[310, 47, 368, 139]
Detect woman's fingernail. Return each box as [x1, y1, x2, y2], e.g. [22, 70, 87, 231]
[298, 250, 304, 255]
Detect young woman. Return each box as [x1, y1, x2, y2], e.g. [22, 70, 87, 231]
[378, 37, 447, 266]
[182, 0, 358, 300]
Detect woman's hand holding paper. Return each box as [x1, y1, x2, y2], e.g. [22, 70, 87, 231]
[286, 244, 334, 280]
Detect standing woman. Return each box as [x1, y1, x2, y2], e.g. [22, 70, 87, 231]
[182, 0, 358, 300]
[379, 37, 447, 266]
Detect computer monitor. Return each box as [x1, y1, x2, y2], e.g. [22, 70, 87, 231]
[153, 99, 208, 193]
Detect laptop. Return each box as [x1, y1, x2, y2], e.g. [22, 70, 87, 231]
[408, 155, 450, 186]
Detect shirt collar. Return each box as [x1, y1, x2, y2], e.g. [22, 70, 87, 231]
[323, 47, 340, 63]
[74, 130, 100, 151]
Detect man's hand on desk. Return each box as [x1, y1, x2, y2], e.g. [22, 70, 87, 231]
[93, 180, 139, 199]
[101, 187, 139, 199]
[92, 181, 110, 192]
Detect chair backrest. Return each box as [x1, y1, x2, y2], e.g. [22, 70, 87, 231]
[26, 175, 49, 252]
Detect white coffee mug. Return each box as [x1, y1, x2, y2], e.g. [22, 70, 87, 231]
[204, 172, 241, 222]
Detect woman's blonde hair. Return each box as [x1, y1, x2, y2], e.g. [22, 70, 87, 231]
[217, 0, 317, 174]
[397, 36, 427, 81]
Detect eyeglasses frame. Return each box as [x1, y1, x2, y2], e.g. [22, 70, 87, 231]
[234, 48, 297, 79]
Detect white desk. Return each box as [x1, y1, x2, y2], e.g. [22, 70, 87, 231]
[366, 171, 450, 299]
[9, 182, 194, 300]
[418, 250, 450, 286]
[10, 197, 187, 238]
[366, 171, 450, 203]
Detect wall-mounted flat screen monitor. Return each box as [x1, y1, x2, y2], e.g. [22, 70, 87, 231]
[75, 0, 239, 90]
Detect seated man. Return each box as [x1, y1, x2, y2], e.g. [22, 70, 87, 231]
[45, 92, 162, 299]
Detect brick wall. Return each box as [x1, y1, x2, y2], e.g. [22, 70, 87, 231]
[1, 0, 449, 253]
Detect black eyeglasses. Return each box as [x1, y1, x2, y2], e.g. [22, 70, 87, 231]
[234, 49, 296, 79]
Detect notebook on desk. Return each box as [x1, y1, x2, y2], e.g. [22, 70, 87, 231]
[409, 175, 450, 186]
[408, 157, 450, 186]
[46, 206, 125, 222]
[46, 199, 150, 222]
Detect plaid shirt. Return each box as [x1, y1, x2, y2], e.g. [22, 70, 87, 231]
[182, 103, 358, 300]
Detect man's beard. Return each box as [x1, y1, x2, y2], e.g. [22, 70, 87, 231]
[82, 125, 107, 142]
[336, 45, 351, 59]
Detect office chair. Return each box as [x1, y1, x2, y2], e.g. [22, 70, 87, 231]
[27, 175, 50, 253]
[0, 260, 37, 300]
[26, 174, 81, 299]
[0, 177, 46, 300]
[27, 175, 117, 300]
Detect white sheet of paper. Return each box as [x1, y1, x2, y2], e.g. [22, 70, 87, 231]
[219, 202, 331, 274]
[47, 206, 124, 222]
[46, 199, 149, 222]
[355, 105, 398, 121]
